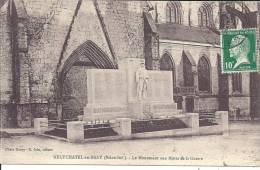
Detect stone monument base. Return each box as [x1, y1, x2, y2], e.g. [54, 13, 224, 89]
[83, 58, 180, 121]
[83, 104, 129, 121]
[128, 101, 178, 119]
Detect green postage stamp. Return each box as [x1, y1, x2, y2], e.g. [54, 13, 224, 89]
[221, 28, 258, 73]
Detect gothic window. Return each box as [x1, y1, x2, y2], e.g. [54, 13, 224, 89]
[160, 53, 176, 86]
[198, 3, 213, 27]
[166, 1, 182, 24]
[183, 54, 194, 87]
[198, 7, 207, 27]
[160, 53, 173, 70]
[198, 56, 211, 92]
[166, 4, 171, 23]
[188, 8, 192, 26]
[232, 73, 242, 93]
[198, 9, 202, 26]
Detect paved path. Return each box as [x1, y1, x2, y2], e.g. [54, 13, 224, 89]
[1, 121, 260, 166]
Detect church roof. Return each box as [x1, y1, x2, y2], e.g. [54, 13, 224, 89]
[156, 23, 220, 45]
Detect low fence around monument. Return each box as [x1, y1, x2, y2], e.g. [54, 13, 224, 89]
[229, 108, 251, 121]
[197, 110, 218, 127]
[34, 111, 229, 143]
[199, 111, 229, 136]
[83, 120, 120, 139]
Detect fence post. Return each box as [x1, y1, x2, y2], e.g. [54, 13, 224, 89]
[186, 113, 199, 135]
[216, 111, 229, 136]
[113, 118, 131, 139]
[34, 118, 48, 135]
[67, 121, 84, 143]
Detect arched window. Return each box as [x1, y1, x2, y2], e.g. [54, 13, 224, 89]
[160, 53, 176, 86]
[198, 7, 208, 27]
[166, 1, 182, 24]
[160, 53, 173, 70]
[198, 2, 213, 27]
[232, 73, 242, 93]
[183, 54, 194, 87]
[198, 56, 211, 92]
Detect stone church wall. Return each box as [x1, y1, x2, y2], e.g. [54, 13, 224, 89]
[0, 0, 148, 127]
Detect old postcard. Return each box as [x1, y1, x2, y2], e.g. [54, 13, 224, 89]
[0, 0, 260, 166]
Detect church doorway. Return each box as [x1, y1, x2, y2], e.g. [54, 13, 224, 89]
[57, 40, 117, 120]
[62, 59, 96, 120]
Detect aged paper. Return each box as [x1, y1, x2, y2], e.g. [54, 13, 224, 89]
[0, 0, 260, 166]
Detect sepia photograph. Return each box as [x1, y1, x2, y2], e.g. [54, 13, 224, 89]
[0, 0, 260, 166]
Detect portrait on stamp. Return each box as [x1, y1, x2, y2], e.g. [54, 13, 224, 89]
[221, 29, 257, 73]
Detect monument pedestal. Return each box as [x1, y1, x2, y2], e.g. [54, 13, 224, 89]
[113, 118, 131, 139]
[128, 102, 144, 119]
[67, 121, 84, 143]
[83, 58, 180, 121]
